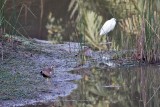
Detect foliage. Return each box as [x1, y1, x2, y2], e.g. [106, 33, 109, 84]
[119, 0, 160, 63]
[68, 0, 107, 50]
[46, 13, 64, 44]
[1, 0, 40, 37]
[68, 0, 141, 50]
[0, 0, 6, 29]
[77, 11, 107, 50]
[141, 0, 160, 63]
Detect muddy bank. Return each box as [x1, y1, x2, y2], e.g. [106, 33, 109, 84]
[0, 38, 83, 107]
[0, 37, 138, 107]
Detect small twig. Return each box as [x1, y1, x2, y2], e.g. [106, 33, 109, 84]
[99, 42, 112, 45]
[144, 19, 160, 40]
[4, 20, 24, 36]
[0, 28, 4, 60]
[1, 46, 3, 61]
[146, 85, 160, 105]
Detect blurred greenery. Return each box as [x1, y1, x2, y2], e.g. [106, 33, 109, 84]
[67, 0, 160, 62]
[0, 0, 6, 29]
[77, 11, 107, 50]
[1, 1, 160, 106]
[46, 12, 64, 44]
[2, 0, 160, 63]
[0, 0, 37, 38]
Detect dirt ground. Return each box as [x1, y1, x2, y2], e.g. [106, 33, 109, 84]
[0, 38, 84, 107]
[0, 36, 137, 106]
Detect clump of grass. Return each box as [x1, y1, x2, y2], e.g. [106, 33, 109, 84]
[119, 0, 160, 63]
[68, 0, 107, 50]
[134, 0, 160, 63]
[77, 11, 107, 50]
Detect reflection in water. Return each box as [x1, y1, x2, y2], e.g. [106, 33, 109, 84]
[53, 66, 160, 107]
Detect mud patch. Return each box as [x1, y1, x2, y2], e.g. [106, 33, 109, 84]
[0, 39, 82, 107]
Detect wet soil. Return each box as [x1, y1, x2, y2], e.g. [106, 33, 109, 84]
[0, 36, 138, 107]
[0, 38, 83, 107]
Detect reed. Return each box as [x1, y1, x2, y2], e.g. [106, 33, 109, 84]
[68, 0, 106, 50]
[132, 0, 160, 63]
[68, 0, 160, 62]
[118, 0, 160, 63]
[0, 0, 6, 30]
[77, 11, 107, 50]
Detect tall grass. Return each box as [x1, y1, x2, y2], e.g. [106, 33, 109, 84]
[142, 0, 160, 63]
[130, 0, 160, 63]
[77, 11, 107, 50]
[0, 0, 6, 32]
[68, 0, 107, 50]
[118, 0, 160, 63]
[69, 0, 160, 62]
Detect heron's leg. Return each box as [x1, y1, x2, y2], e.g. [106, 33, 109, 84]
[106, 36, 110, 50]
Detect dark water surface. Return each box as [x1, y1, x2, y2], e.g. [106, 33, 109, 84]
[52, 65, 160, 107]
[5, 0, 71, 39]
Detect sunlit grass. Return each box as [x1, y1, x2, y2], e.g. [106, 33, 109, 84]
[118, 0, 160, 63]
[77, 11, 107, 50]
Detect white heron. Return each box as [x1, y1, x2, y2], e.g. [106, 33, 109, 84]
[100, 18, 116, 36]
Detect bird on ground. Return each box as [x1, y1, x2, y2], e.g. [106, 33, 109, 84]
[100, 18, 116, 36]
[40, 65, 54, 78]
[40, 65, 55, 90]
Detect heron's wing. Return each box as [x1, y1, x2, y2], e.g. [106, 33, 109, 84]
[110, 20, 116, 31]
[100, 20, 112, 35]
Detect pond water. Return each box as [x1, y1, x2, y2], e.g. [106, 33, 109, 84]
[51, 65, 160, 107]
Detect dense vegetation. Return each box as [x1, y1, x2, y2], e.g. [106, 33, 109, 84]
[1, 0, 160, 62]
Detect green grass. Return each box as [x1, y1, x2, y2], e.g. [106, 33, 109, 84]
[0, 0, 6, 28]
[0, 70, 39, 100]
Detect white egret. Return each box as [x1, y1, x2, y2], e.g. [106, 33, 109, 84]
[100, 18, 116, 36]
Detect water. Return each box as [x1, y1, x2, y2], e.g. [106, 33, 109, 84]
[5, 0, 71, 39]
[52, 65, 160, 107]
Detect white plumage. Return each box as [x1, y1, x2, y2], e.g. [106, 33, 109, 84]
[100, 18, 116, 36]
